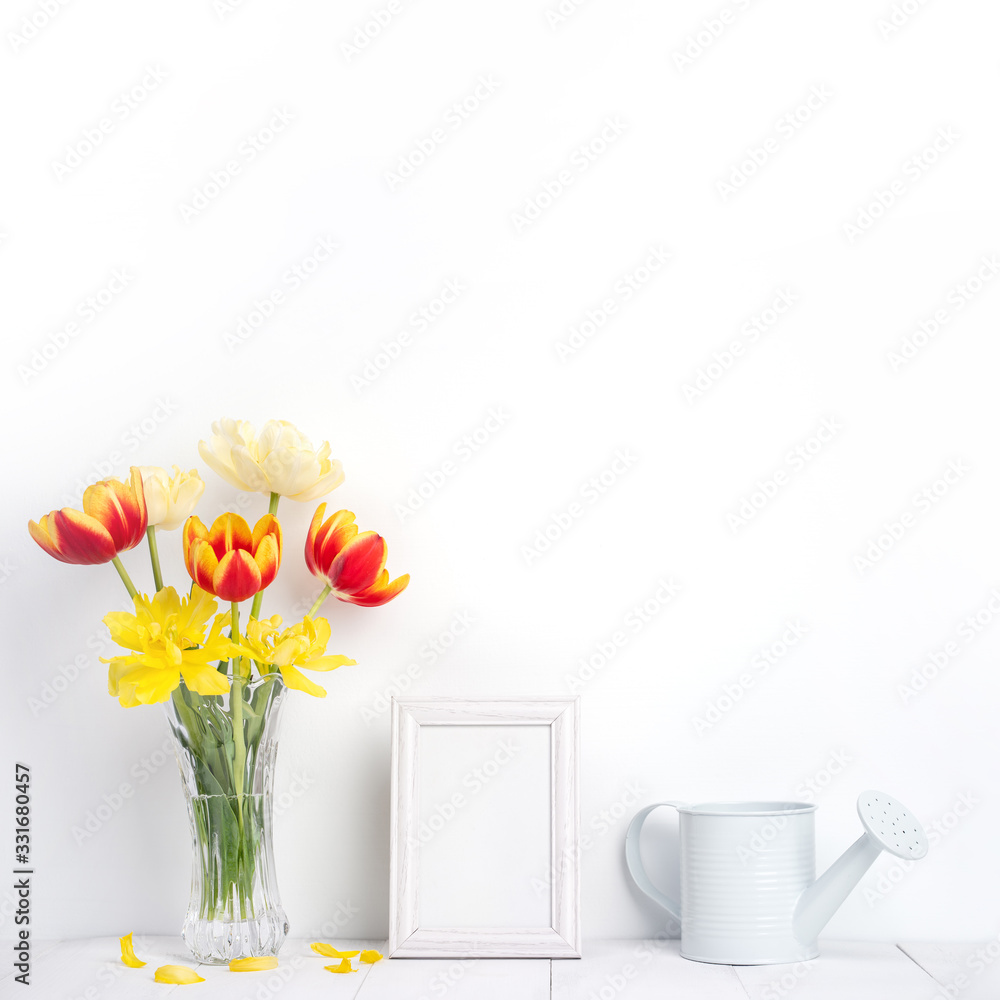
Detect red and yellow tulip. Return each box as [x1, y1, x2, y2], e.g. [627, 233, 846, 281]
[28, 467, 147, 565]
[304, 505, 409, 608]
[183, 513, 281, 603]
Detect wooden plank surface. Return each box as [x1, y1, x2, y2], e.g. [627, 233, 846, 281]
[734, 941, 936, 1000]
[4, 936, 193, 998]
[185, 939, 378, 1000]
[4, 936, 376, 999]
[899, 940, 1000, 1000]
[552, 939, 747, 1000]
[8, 937, 945, 998]
[0, 936, 58, 987]
[357, 954, 551, 999]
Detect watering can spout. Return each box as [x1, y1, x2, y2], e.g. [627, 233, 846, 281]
[794, 791, 928, 945]
[793, 833, 882, 943]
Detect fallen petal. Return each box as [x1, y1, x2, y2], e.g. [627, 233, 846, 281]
[229, 955, 278, 972]
[311, 942, 359, 958]
[154, 964, 205, 984]
[119, 932, 146, 968]
[359, 949, 383, 964]
[324, 959, 356, 974]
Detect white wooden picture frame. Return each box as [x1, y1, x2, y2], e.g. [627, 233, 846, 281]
[389, 697, 581, 958]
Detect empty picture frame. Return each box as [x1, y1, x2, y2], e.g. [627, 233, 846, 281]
[389, 697, 581, 958]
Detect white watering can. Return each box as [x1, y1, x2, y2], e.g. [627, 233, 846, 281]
[625, 790, 927, 965]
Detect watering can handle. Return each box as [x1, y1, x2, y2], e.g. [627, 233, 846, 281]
[624, 802, 683, 924]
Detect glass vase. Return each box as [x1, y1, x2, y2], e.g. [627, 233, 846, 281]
[163, 674, 289, 964]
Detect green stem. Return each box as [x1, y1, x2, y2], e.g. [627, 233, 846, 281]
[146, 526, 164, 593]
[229, 672, 248, 921]
[307, 584, 332, 619]
[111, 555, 138, 600]
[229, 603, 249, 923]
[249, 492, 281, 623]
[230, 602, 248, 676]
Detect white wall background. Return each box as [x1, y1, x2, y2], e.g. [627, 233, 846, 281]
[1, 0, 999, 946]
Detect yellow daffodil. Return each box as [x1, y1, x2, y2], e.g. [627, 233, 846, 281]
[325, 959, 356, 973]
[199, 419, 344, 501]
[154, 964, 204, 984]
[359, 949, 383, 964]
[241, 615, 355, 698]
[102, 586, 245, 706]
[139, 466, 205, 531]
[310, 943, 359, 958]
[229, 955, 278, 971]
[119, 932, 146, 968]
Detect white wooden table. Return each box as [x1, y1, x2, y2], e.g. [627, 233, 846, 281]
[5, 937, 995, 998]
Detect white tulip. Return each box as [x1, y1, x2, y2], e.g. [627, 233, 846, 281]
[198, 419, 345, 502]
[139, 466, 206, 531]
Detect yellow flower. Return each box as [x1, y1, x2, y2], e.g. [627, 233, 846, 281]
[242, 615, 355, 698]
[199, 419, 344, 501]
[229, 955, 278, 971]
[139, 466, 205, 531]
[310, 943, 359, 958]
[154, 965, 205, 984]
[325, 959, 356, 973]
[119, 932, 146, 968]
[102, 586, 244, 706]
[359, 949, 383, 964]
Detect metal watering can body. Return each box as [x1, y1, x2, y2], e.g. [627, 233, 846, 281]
[625, 791, 928, 965]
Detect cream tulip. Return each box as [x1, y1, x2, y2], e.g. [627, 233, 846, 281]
[139, 466, 205, 531]
[198, 419, 345, 501]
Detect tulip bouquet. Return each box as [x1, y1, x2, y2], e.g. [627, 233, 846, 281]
[29, 419, 408, 963]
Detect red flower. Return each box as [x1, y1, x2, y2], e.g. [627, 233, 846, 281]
[305, 505, 409, 607]
[29, 467, 148, 565]
[183, 512, 282, 602]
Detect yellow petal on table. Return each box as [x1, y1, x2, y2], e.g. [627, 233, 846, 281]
[154, 964, 205, 984]
[119, 932, 146, 968]
[324, 959, 357, 973]
[310, 942, 359, 958]
[229, 955, 278, 972]
[359, 949, 383, 964]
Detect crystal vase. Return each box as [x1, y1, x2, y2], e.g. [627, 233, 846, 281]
[163, 675, 289, 964]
